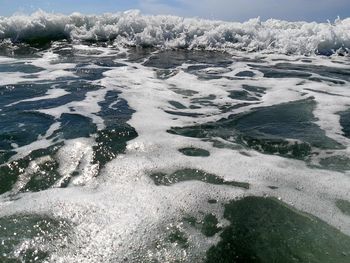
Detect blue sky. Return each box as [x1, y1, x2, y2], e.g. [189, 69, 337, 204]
[0, 0, 349, 22]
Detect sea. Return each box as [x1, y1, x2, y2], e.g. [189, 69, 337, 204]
[0, 10, 350, 263]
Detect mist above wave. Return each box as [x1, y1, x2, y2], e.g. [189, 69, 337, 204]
[0, 10, 350, 55]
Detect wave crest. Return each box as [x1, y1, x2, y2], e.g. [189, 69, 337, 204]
[1, 10, 350, 55]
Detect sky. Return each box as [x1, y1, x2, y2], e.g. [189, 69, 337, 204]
[0, 0, 349, 22]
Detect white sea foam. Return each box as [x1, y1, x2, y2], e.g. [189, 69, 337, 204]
[0, 54, 77, 85]
[0, 10, 350, 55]
[55, 138, 98, 187]
[1, 44, 350, 262]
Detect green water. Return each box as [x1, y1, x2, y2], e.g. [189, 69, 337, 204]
[206, 197, 350, 263]
[169, 99, 344, 163]
[178, 148, 210, 157]
[0, 215, 70, 263]
[150, 169, 249, 189]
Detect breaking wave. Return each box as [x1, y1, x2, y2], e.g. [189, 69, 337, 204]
[1, 10, 350, 55]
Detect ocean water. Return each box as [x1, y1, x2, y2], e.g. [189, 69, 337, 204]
[0, 11, 350, 263]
